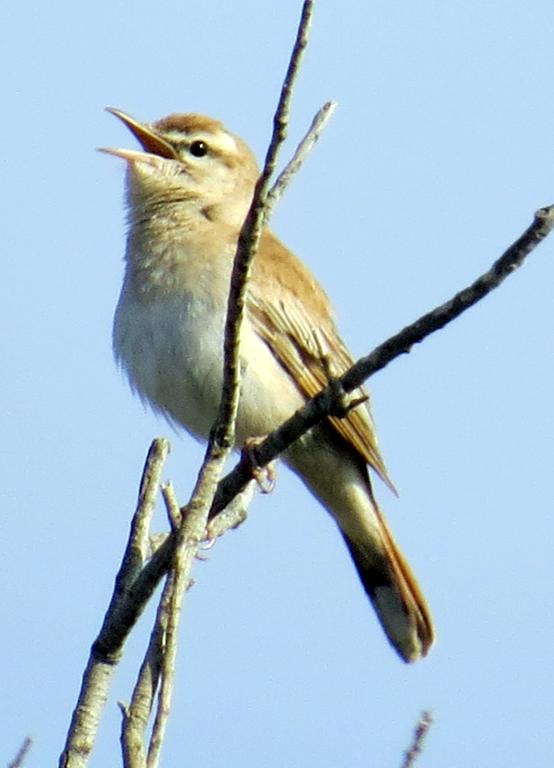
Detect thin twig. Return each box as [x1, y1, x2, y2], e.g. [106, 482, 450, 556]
[120, 584, 168, 767]
[212, 0, 315, 452]
[96, 438, 171, 659]
[146, 546, 189, 768]
[341, 205, 554, 395]
[265, 100, 337, 220]
[130, 439, 172, 565]
[161, 482, 181, 532]
[400, 711, 433, 768]
[8, 738, 32, 768]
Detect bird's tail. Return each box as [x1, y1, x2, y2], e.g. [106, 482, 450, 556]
[342, 501, 434, 663]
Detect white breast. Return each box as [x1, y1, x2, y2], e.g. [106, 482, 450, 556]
[114, 279, 228, 438]
[113, 277, 306, 444]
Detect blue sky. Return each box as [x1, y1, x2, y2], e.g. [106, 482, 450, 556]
[2, 1, 554, 766]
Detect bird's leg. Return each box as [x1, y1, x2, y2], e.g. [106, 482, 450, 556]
[242, 436, 277, 494]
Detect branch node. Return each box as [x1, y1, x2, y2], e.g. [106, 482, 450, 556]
[327, 377, 368, 419]
[206, 480, 255, 540]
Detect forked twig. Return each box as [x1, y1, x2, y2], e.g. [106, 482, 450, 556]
[59, 439, 170, 768]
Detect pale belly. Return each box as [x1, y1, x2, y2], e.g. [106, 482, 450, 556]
[113, 286, 306, 445]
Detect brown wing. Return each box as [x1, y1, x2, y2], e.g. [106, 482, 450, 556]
[249, 230, 396, 493]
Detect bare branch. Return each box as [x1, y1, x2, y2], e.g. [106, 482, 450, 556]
[120, 696, 147, 768]
[130, 440, 172, 564]
[341, 205, 554, 394]
[8, 738, 32, 768]
[400, 711, 433, 768]
[120, 585, 167, 768]
[265, 100, 337, 220]
[206, 479, 255, 540]
[212, 0, 315, 453]
[161, 482, 181, 532]
[209, 204, 554, 517]
[146, 546, 191, 768]
[120, 487, 195, 768]
[120, 482, 252, 767]
[59, 439, 170, 768]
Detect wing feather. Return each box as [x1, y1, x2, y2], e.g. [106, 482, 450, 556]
[248, 287, 396, 493]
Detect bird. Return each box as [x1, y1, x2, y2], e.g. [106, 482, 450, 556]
[102, 108, 434, 663]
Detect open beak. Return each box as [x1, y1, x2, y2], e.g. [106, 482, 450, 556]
[99, 107, 178, 162]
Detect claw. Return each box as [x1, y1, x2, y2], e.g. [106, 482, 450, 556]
[242, 437, 277, 493]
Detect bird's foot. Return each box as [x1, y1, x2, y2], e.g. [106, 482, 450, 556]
[242, 437, 277, 494]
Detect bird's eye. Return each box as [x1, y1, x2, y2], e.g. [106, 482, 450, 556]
[189, 140, 208, 157]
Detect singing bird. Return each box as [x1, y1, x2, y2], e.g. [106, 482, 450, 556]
[102, 108, 434, 662]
